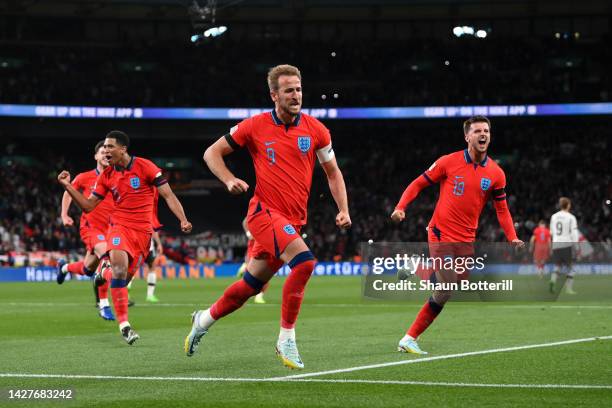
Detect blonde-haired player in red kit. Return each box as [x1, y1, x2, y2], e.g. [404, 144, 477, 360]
[184, 64, 351, 369]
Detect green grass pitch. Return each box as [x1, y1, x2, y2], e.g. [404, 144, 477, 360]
[0, 276, 610, 407]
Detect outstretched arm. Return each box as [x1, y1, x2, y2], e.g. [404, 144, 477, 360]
[320, 157, 351, 229]
[203, 136, 249, 194]
[493, 197, 522, 245]
[157, 183, 192, 233]
[57, 171, 100, 213]
[391, 175, 432, 223]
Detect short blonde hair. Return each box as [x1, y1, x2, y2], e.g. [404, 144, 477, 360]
[267, 64, 301, 92]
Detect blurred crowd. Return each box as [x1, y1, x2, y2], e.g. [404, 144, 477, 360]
[1, 35, 610, 108]
[304, 120, 611, 260]
[1, 119, 610, 265]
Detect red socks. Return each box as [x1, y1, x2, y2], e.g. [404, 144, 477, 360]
[110, 279, 129, 324]
[98, 267, 112, 299]
[208, 251, 316, 328]
[210, 274, 261, 319]
[407, 297, 444, 339]
[67, 261, 93, 276]
[281, 254, 316, 329]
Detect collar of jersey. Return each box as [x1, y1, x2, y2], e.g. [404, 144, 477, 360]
[114, 155, 135, 171]
[271, 110, 301, 127]
[463, 149, 488, 167]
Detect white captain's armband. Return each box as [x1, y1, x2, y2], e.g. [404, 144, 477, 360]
[316, 143, 335, 163]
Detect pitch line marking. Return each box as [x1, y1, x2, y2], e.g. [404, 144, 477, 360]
[273, 335, 612, 380]
[0, 373, 610, 389]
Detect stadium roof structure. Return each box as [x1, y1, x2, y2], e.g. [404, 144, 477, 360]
[0, 0, 608, 21]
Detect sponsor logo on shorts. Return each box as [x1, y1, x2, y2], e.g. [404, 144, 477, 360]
[130, 177, 141, 189]
[112, 237, 121, 246]
[283, 224, 296, 235]
[97, 234, 105, 241]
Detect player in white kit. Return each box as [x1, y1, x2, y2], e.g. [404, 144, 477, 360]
[549, 197, 579, 294]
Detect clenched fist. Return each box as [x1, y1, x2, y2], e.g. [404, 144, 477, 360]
[390, 209, 405, 223]
[336, 211, 352, 229]
[225, 178, 249, 195]
[57, 170, 71, 186]
[181, 220, 193, 233]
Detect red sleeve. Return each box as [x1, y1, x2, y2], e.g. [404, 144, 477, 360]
[225, 118, 252, 149]
[92, 172, 108, 199]
[491, 167, 508, 201]
[71, 174, 83, 192]
[395, 176, 432, 211]
[491, 168, 517, 241]
[315, 120, 331, 149]
[395, 156, 447, 210]
[423, 155, 448, 184]
[142, 159, 166, 187]
[494, 199, 518, 242]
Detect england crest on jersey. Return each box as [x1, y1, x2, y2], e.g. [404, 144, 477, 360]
[480, 177, 491, 191]
[130, 177, 140, 189]
[297, 136, 311, 153]
[283, 224, 297, 235]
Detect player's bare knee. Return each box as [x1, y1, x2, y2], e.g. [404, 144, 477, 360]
[248, 257, 276, 282]
[432, 290, 452, 305]
[280, 238, 310, 264]
[111, 264, 128, 279]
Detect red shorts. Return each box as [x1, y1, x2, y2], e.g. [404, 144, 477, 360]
[246, 200, 301, 272]
[79, 226, 108, 252]
[427, 227, 474, 281]
[533, 247, 549, 266]
[107, 224, 151, 275]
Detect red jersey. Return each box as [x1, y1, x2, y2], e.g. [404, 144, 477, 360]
[92, 156, 166, 233]
[226, 111, 331, 225]
[532, 226, 551, 247]
[423, 149, 511, 241]
[152, 188, 163, 232]
[72, 168, 114, 230]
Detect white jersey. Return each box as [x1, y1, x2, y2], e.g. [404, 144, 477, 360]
[550, 210, 579, 249]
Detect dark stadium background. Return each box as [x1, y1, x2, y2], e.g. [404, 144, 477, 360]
[0, 0, 610, 264]
[1, 3, 611, 408]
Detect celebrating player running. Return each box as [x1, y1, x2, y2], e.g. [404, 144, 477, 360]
[391, 115, 524, 355]
[57, 130, 192, 344]
[184, 64, 351, 369]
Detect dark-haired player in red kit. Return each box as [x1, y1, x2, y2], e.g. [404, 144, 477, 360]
[57, 140, 115, 321]
[530, 220, 551, 278]
[58, 130, 192, 345]
[184, 64, 351, 369]
[391, 115, 524, 355]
